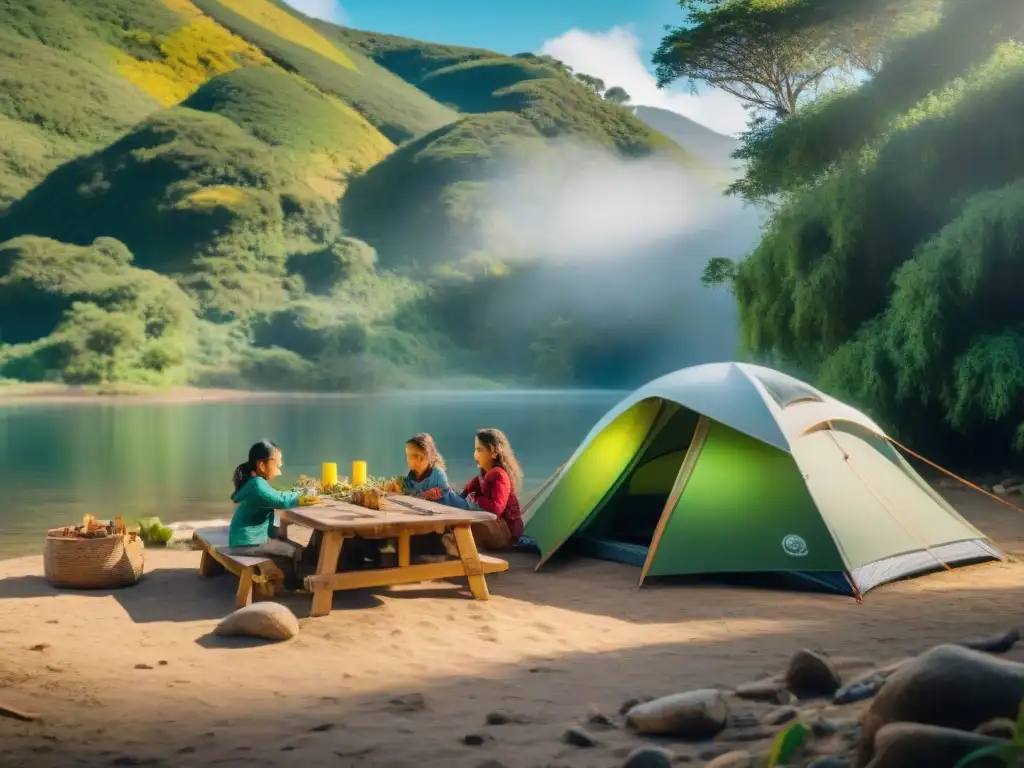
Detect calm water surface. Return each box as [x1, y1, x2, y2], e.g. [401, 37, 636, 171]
[0, 391, 622, 559]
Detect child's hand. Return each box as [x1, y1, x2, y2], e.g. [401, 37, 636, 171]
[419, 487, 444, 501]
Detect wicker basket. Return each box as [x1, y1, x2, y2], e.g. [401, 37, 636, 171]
[43, 529, 145, 589]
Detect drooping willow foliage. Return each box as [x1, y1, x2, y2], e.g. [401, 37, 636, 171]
[686, 0, 1024, 463]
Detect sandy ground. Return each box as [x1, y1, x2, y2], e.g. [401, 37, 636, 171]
[2, 489, 1024, 768]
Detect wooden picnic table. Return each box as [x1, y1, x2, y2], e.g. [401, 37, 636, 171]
[280, 495, 509, 617]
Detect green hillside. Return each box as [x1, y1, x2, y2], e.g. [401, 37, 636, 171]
[192, 0, 457, 143]
[342, 112, 544, 268]
[0, 0, 738, 394]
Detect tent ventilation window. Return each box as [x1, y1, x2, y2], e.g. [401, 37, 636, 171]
[751, 370, 824, 409]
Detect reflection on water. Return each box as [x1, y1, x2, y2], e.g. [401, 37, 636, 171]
[0, 391, 622, 559]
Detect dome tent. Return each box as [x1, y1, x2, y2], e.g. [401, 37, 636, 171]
[522, 362, 1003, 597]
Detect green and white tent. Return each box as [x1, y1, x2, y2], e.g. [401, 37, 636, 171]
[523, 363, 1002, 597]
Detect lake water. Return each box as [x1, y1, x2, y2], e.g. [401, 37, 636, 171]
[0, 391, 623, 560]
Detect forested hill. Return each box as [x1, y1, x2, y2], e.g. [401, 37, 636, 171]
[0, 0, 752, 393]
[663, 0, 1024, 465]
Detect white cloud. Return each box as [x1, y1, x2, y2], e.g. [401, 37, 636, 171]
[539, 26, 749, 137]
[282, 0, 347, 25]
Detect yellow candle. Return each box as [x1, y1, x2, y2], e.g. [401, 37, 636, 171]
[321, 462, 338, 489]
[352, 460, 367, 488]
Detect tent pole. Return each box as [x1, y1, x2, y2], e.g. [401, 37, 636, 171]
[639, 415, 710, 586]
[842, 571, 863, 603]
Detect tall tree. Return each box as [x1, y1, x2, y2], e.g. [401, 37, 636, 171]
[653, 0, 938, 119]
[603, 86, 631, 104]
[574, 72, 606, 95]
[653, 0, 849, 118]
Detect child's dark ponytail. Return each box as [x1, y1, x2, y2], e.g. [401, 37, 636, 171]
[231, 439, 279, 495]
[231, 461, 253, 493]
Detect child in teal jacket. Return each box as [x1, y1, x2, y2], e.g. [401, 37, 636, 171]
[228, 439, 304, 548]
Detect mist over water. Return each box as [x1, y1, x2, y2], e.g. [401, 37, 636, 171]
[477, 141, 766, 383]
[486, 142, 743, 260]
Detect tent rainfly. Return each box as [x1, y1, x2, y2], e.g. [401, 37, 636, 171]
[522, 362, 1003, 597]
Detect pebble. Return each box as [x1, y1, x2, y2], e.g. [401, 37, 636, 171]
[785, 649, 842, 698]
[621, 745, 674, 768]
[761, 705, 798, 726]
[729, 711, 759, 728]
[587, 706, 614, 728]
[625, 689, 729, 738]
[563, 726, 598, 747]
[833, 676, 884, 705]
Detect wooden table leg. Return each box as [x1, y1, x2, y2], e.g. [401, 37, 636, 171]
[452, 526, 489, 600]
[199, 548, 225, 578]
[235, 566, 255, 608]
[310, 531, 344, 617]
[397, 533, 411, 568]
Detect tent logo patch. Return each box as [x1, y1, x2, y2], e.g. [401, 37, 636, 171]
[782, 534, 809, 557]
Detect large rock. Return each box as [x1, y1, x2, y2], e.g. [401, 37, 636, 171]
[856, 644, 1024, 767]
[786, 649, 842, 697]
[864, 722, 1004, 768]
[625, 689, 728, 739]
[213, 602, 300, 642]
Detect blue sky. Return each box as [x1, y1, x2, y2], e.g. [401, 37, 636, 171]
[282, 0, 748, 135]
[332, 0, 682, 58]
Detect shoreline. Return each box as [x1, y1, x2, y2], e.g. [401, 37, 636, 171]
[0, 382, 628, 406]
[0, 383, 264, 405]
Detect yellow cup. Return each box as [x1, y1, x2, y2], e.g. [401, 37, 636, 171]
[352, 460, 367, 488]
[321, 462, 338, 489]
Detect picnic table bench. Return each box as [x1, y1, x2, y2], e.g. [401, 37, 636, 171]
[283, 495, 509, 617]
[193, 527, 288, 609]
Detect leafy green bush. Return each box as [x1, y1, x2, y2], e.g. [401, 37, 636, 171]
[0, 236, 195, 384]
[730, 39, 1024, 460]
[286, 237, 376, 293]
